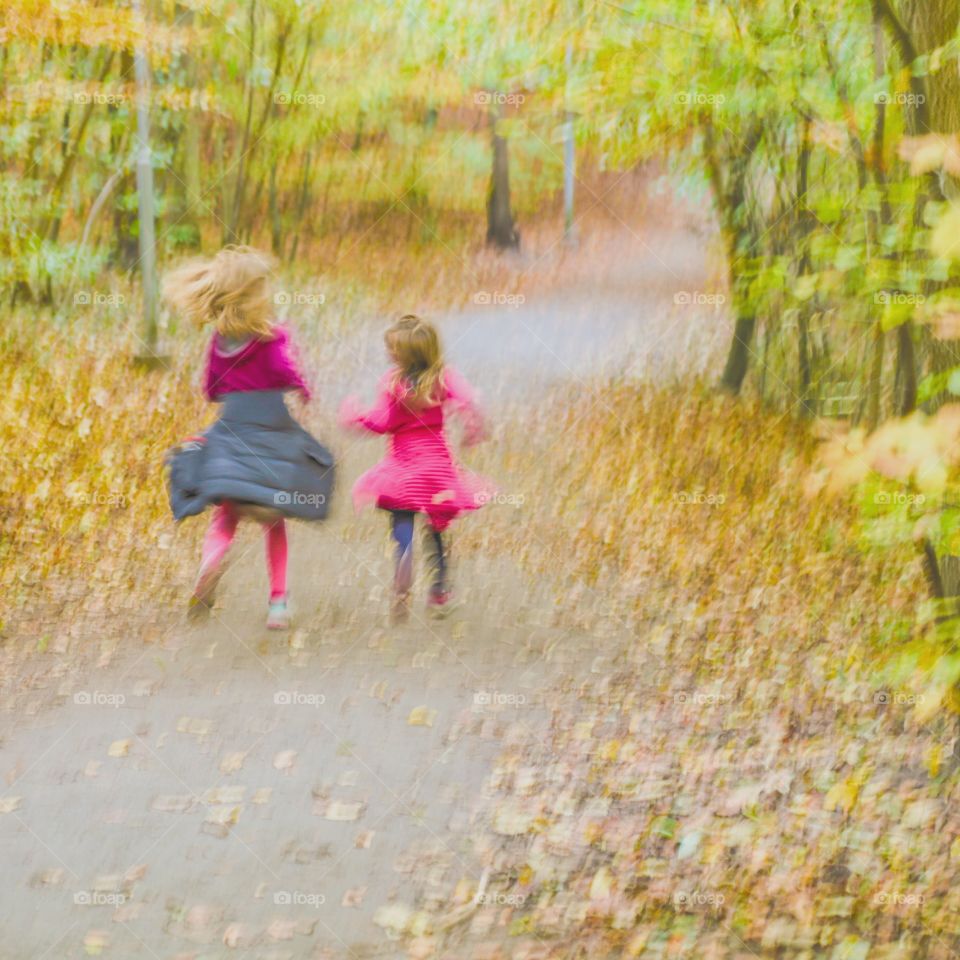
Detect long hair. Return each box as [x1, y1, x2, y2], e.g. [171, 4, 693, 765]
[162, 245, 275, 339]
[385, 314, 444, 407]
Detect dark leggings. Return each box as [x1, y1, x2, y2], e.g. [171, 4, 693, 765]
[390, 510, 447, 596]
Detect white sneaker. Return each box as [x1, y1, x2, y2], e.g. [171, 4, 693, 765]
[266, 597, 291, 630]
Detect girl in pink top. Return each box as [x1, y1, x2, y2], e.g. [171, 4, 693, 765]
[164, 246, 331, 630]
[341, 315, 494, 621]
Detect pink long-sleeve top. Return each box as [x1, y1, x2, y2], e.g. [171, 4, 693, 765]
[341, 367, 487, 444]
[203, 326, 311, 402]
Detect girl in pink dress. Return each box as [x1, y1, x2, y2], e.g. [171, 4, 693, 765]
[340, 315, 493, 620]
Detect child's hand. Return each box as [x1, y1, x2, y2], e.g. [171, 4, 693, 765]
[338, 395, 364, 427]
[461, 410, 489, 447]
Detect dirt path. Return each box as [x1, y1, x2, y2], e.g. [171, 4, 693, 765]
[0, 220, 720, 959]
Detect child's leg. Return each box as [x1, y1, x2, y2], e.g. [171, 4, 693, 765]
[422, 523, 449, 599]
[192, 502, 239, 608]
[263, 519, 288, 600]
[390, 510, 416, 595]
[200, 502, 239, 573]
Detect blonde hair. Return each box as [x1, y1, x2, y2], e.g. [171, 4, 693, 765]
[385, 314, 444, 407]
[162, 245, 276, 339]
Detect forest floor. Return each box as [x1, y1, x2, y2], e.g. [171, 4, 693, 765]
[2, 196, 956, 959]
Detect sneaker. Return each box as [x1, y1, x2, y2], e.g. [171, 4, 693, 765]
[427, 591, 455, 618]
[188, 562, 225, 617]
[266, 597, 291, 630]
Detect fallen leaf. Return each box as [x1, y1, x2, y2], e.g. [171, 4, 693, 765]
[316, 799, 364, 821]
[408, 706, 437, 727]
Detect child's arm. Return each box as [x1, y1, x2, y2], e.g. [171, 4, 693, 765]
[272, 327, 312, 401]
[443, 366, 489, 446]
[339, 374, 398, 434]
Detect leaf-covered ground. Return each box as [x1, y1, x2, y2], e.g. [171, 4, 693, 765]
[1, 205, 953, 959]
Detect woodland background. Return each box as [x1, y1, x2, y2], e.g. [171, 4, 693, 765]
[6, 0, 960, 957]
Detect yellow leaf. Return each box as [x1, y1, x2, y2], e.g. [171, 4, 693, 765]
[589, 865, 614, 899]
[915, 684, 947, 723]
[931, 204, 960, 261]
[408, 706, 437, 727]
[599, 739, 620, 761]
[823, 777, 859, 814]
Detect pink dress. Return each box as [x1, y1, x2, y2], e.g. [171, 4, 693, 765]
[340, 367, 494, 531]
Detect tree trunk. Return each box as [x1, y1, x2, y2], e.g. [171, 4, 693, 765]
[705, 120, 764, 395]
[896, 324, 919, 414]
[224, 8, 290, 244]
[113, 49, 139, 268]
[177, 3, 203, 249]
[224, 0, 258, 244]
[563, 41, 576, 245]
[902, 0, 960, 398]
[901, 0, 960, 135]
[132, 0, 162, 363]
[904, 0, 960, 744]
[269, 163, 283, 255]
[43, 50, 115, 245]
[486, 106, 519, 250]
[795, 120, 816, 415]
[901, 0, 960, 404]
[866, 15, 890, 432]
[867, 323, 885, 429]
[720, 314, 757, 394]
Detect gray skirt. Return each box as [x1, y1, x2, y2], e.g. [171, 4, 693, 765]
[165, 390, 335, 521]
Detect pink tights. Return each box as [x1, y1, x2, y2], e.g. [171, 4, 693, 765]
[200, 502, 288, 600]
